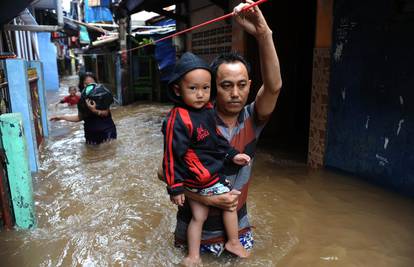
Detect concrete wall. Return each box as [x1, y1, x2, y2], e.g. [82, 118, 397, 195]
[308, 0, 333, 168]
[187, 0, 232, 63]
[308, 48, 331, 168]
[325, 0, 414, 195]
[6, 59, 39, 172]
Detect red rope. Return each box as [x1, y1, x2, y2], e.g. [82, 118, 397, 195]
[121, 0, 268, 54]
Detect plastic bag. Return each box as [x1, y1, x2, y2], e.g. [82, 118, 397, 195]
[78, 83, 113, 117]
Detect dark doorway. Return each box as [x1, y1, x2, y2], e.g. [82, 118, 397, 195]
[246, 0, 317, 162]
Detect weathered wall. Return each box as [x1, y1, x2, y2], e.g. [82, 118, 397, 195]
[308, 48, 331, 168]
[325, 0, 414, 195]
[308, 0, 333, 168]
[37, 32, 59, 91]
[187, 0, 232, 63]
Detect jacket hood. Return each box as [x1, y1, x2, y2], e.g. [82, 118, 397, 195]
[167, 52, 214, 104]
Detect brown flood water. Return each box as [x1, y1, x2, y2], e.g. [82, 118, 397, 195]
[1, 76, 413, 266]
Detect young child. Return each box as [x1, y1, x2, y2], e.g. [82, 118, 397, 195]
[56, 86, 80, 106]
[162, 52, 251, 266]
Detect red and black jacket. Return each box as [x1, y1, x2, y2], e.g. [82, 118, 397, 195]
[162, 103, 239, 196]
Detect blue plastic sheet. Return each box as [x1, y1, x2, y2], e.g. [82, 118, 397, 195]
[79, 26, 90, 44]
[153, 19, 176, 81]
[84, 0, 113, 23]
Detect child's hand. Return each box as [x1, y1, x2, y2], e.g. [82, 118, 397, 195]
[171, 194, 185, 206]
[86, 99, 97, 112]
[233, 153, 251, 166]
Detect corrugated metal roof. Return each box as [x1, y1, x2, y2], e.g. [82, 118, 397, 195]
[31, 0, 56, 9]
[132, 25, 175, 35]
[0, 0, 36, 25]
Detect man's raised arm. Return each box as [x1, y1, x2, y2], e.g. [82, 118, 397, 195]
[234, 0, 282, 121]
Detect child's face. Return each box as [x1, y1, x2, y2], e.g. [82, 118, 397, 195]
[69, 88, 77, 96]
[174, 69, 211, 109]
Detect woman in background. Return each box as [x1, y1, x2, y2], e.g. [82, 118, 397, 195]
[50, 72, 117, 145]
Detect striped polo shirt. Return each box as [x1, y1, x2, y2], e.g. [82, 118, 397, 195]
[175, 102, 267, 244]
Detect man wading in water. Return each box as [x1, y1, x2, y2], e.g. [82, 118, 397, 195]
[158, 0, 282, 261]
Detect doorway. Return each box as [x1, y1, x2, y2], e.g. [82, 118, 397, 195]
[246, 0, 317, 162]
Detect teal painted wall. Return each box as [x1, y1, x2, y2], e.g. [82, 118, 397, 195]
[0, 113, 36, 229]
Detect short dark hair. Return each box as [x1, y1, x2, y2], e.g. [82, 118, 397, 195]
[210, 51, 251, 81]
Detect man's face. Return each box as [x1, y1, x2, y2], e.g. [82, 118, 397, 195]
[215, 62, 251, 117]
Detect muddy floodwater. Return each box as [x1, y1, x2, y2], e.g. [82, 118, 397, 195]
[1, 76, 413, 266]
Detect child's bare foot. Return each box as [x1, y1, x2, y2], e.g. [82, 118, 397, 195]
[181, 256, 202, 267]
[225, 240, 250, 258]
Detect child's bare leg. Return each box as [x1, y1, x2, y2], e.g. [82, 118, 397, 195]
[182, 199, 209, 267]
[223, 210, 250, 258]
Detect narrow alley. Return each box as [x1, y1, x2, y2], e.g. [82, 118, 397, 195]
[1, 0, 414, 266]
[0, 76, 413, 266]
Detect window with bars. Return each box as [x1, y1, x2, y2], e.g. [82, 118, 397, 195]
[191, 25, 232, 56]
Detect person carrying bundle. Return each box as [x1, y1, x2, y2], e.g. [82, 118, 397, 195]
[50, 72, 117, 145]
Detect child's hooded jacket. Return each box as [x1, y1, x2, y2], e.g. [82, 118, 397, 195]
[162, 52, 239, 196]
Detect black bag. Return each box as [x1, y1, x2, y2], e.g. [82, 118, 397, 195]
[78, 83, 114, 118]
